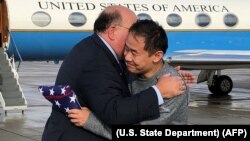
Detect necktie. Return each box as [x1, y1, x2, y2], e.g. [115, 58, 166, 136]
[119, 60, 126, 72]
[119, 60, 128, 83]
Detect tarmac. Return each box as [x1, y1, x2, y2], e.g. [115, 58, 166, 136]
[1, 61, 250, 141]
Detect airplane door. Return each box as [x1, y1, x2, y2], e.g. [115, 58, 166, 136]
[0, 0, 2, 47]
[0, 0, 8, 48]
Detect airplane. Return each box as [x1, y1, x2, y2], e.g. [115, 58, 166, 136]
[1, 0, 250, 112]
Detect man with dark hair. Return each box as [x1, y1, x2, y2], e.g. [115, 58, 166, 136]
[68, 20, 189, 140]
[125, 20, 188, 126]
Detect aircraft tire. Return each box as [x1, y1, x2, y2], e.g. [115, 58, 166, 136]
[208, 75, 233, 95]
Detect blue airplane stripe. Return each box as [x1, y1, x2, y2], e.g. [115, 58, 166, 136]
[167, 31, 250, 56]
[7, 31, 250, 61]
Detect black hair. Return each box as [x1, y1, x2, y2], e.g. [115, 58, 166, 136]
[129, 19, 168, 56]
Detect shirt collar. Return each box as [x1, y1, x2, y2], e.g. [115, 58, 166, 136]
[97, 34, 120, 64]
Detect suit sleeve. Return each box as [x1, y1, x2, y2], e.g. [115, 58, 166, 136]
[77, 61, 160, 126]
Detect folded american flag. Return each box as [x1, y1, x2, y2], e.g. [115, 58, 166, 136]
[38, 85, 81, 115]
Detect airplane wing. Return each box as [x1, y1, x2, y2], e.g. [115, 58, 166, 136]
[165, 50, 250, 70]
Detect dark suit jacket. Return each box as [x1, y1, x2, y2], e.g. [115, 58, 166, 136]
[42, 33, 160, 141]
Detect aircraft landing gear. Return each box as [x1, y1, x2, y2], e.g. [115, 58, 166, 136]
[208, 75, 233, 95]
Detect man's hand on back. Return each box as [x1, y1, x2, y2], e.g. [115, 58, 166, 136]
[156, 73, 185, 99]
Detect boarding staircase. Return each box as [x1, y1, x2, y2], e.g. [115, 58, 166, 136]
[0, 47, 27, 115]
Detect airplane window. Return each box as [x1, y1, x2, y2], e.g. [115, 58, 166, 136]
[224, 14, 238, 27]
[167, 13, 182, 27]
[137, 13, 152, 20]
[31, 11, 51, 27]
[196, 13, 211, 27]
[68, 12, 87, 27]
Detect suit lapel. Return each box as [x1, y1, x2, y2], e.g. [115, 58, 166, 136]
[91, 34, 130, 96]
[91, 33, 124, 74]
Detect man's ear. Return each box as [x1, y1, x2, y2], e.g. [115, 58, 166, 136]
[153, 51, 164, 63]
[107, 26, 115, 40]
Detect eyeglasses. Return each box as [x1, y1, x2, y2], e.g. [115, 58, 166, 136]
[117, 25, 129, 30]
[115, 25, 129, 30]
